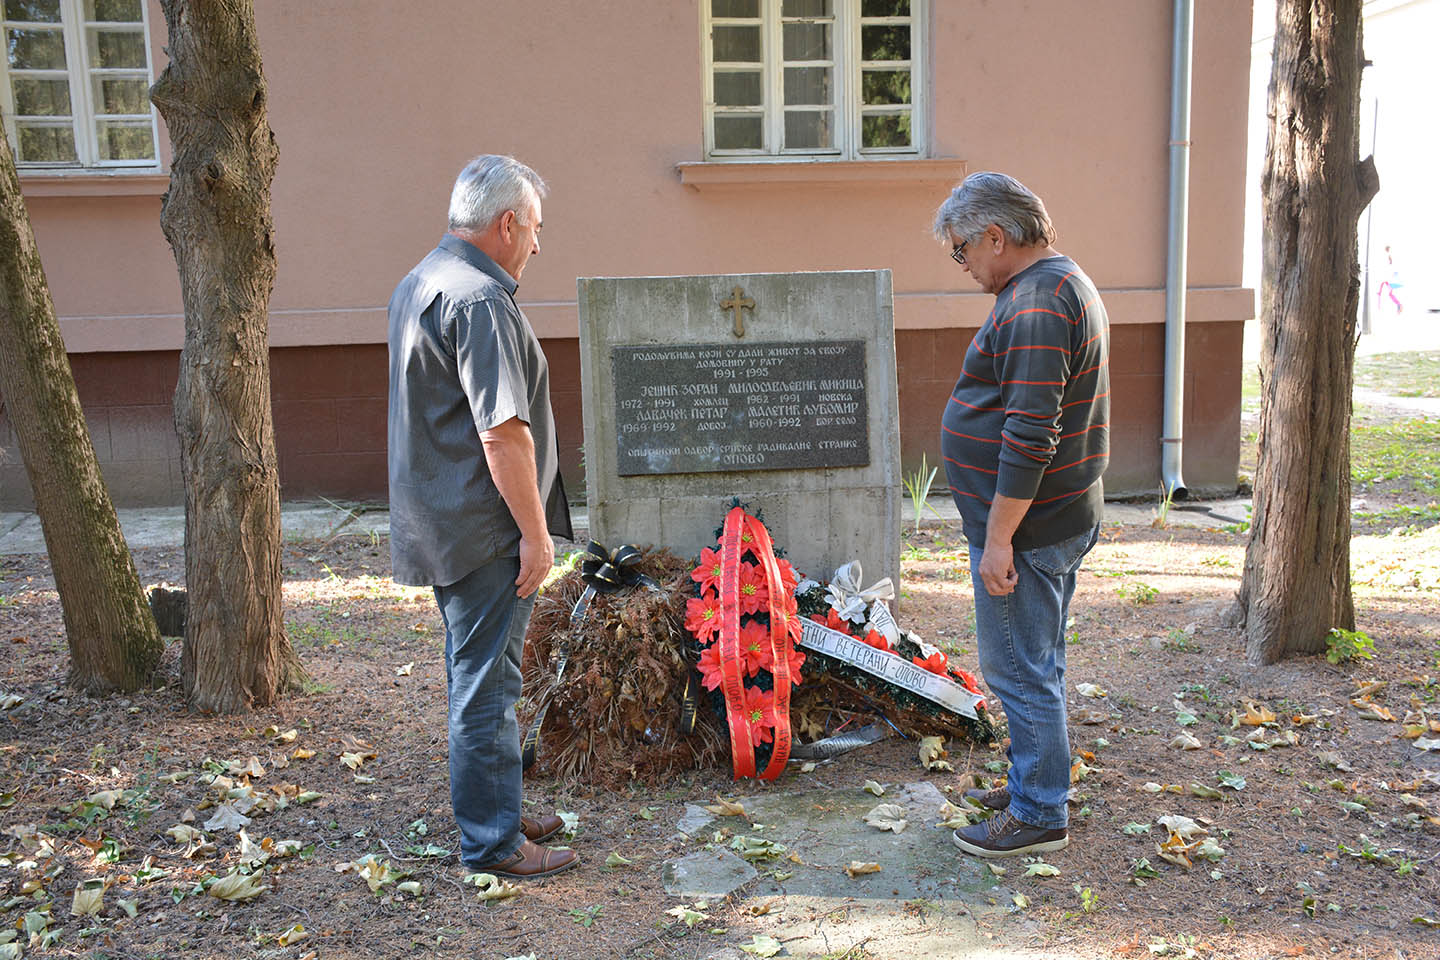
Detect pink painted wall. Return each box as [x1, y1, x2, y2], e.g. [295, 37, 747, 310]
[3, 0, 1256, 507]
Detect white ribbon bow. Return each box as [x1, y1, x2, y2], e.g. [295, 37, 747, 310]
[825, 561, 895, 625]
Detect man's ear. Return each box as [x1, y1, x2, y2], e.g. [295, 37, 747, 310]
[987, 224, 1005, 253]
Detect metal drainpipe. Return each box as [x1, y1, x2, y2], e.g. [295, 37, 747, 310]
[1161, 0, 1194, 500]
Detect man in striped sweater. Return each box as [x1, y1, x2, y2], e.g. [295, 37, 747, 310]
[934, 172, 1109, 859]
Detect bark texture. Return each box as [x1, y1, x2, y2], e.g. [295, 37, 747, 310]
[0, 134, 163, 692]
[1236, 0, 1379, 663]
[151, 0, 298, 711]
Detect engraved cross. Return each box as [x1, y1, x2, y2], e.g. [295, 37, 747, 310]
[719, 285, 756, 338]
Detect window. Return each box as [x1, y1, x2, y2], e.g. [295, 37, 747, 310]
[1, 0, 158, 167]
[703, 0, 923, 160]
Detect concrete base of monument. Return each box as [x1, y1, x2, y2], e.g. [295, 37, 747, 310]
[664, 781, 1038, 960]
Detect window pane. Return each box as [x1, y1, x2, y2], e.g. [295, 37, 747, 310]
[95, 118, 153, 160]
[88, 27, 146, 68]
[862, 111, 911, 148]
[714, 69, 761, 107]
[862, 69, 910, 104]
[11, 75, 70, 114]
[861, 0, 910, 16]
[3, 0, 61, 22]
[17, 121, 75, 161]
[7, 27, 67, 69]
[784, 66, 830, 105]
[713, 114, 763, 150]
[782, 0, 832, 15]
[784, 109, 832, 150]
[93, 74, 147, 113]
[861, 23, 910, 61]
[712, 24, 760, 62]
[86, 0, 142, 21]
[711, 0, 758, 17]
[783, 21, 830, 61]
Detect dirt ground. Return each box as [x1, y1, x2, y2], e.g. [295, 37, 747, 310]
[2, 499, 1438, 960]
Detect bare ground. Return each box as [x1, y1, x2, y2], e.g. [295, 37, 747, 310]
[1, 513, 1438, 960]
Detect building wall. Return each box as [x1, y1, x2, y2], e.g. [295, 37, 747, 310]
[1, 0, 1255, 510]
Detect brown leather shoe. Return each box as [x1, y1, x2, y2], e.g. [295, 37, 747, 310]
[476, 839, 579, 880]
[521, 813, 564, 843]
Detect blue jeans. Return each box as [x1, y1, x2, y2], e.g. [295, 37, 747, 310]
[968, 525, 1098, 830]
[433, 557, 535, 867]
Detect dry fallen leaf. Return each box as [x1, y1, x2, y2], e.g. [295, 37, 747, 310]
[863, 803, 908, 833]
[862, 780, 886, 797]
[844, 861, 882, 877]
[918, 736, 953, 772]
[1076, 682, 1107, 698]
[276, 923, 309, 947]
[70, 880, 104, 916]
[704, 797, 746, 817]
[395, 662, 414, 677]
[1072, 707, 1112, 725]
[207, 870, 266, 902]
[1169, 732, 1203, 750]
[1238, 700, 1277, 726]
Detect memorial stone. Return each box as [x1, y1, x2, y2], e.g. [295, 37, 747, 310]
[578, 270, 901, 591]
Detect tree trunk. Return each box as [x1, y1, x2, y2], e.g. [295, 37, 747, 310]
[0, 134, 163, 692]
[150, 0, 300, 711]
[1235, 0, 1379, 664]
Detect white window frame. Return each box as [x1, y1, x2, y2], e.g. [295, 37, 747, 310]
[701, 0, 927, 160]
[1, 0, 161, 169]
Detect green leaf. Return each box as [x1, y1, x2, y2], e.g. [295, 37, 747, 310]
[739, 935, 783, 957]
[1217, 770, 1247, 791]
[604, 851, 632, 868]
[1024, 862, 1060, 877]
[1122, 822, 1152, 836]
[1189, 782, 1223, 800]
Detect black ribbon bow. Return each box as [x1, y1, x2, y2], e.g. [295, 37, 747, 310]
[580, 541, 655, 593]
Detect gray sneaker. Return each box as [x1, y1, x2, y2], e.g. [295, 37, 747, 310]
[951, 810, 1068, 859]
[964, 785, 1010, 811]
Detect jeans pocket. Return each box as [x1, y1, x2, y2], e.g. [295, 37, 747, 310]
[1024, 525, 1099, 577]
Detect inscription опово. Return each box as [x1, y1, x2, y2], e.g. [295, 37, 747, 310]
[612, 340, 869, 476]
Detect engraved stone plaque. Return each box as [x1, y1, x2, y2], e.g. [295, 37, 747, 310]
[612, 340, 869, 476]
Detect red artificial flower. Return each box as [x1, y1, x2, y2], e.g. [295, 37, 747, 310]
[696, 643, 725, 691]
[738, 620, 775, 675]
[861, 629, 891, 652]
[691, 547, 723, 596]
[948, 665, 984, 696]
[773, 557, 801, 595]
[811, 607, 852, 635]
[685, 594, 723, 643]
[913, 650, 949, 675]
[781, 643, 806, 680]
[740, 684, 777, 745]
[737, 562, 770, 615]
[775, 607, 804, 646]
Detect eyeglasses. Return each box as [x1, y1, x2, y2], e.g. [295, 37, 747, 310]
[950, 239, 969, 266]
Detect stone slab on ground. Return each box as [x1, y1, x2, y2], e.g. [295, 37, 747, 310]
[664, 781, 1053, 959]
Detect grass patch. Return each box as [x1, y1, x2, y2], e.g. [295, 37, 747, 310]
[1351, 417, 1440, 497]
[1354, 350, 1440, 398]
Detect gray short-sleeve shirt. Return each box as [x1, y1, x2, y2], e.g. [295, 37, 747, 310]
[387, 235, 571, 587]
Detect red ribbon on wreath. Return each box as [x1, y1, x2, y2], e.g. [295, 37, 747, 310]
[688, 506, 804, 780]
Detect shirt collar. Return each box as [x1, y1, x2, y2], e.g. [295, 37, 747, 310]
[437, 233, 518, 295]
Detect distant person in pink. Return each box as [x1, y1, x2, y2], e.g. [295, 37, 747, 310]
[1377, 245, 1404, 314]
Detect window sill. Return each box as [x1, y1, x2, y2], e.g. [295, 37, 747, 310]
[676, 157, 966, 190]
[18, 171, 170, 197]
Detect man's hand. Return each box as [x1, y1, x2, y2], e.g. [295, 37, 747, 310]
[516, 533, 554, 598]
[978, 542, 1019, 596]
[479, 416, 551, 598]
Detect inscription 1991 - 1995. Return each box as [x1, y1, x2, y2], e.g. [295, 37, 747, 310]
[612, 340, 869, 476]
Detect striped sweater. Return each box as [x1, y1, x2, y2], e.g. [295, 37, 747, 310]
[940, 255, 1110, 551]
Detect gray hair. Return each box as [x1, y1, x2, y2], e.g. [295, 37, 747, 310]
[447, 155, 547, 231]
[932, 171, 1056, 247]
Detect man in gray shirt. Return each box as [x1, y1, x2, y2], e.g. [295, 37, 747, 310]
[388, 155, 576, 879]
